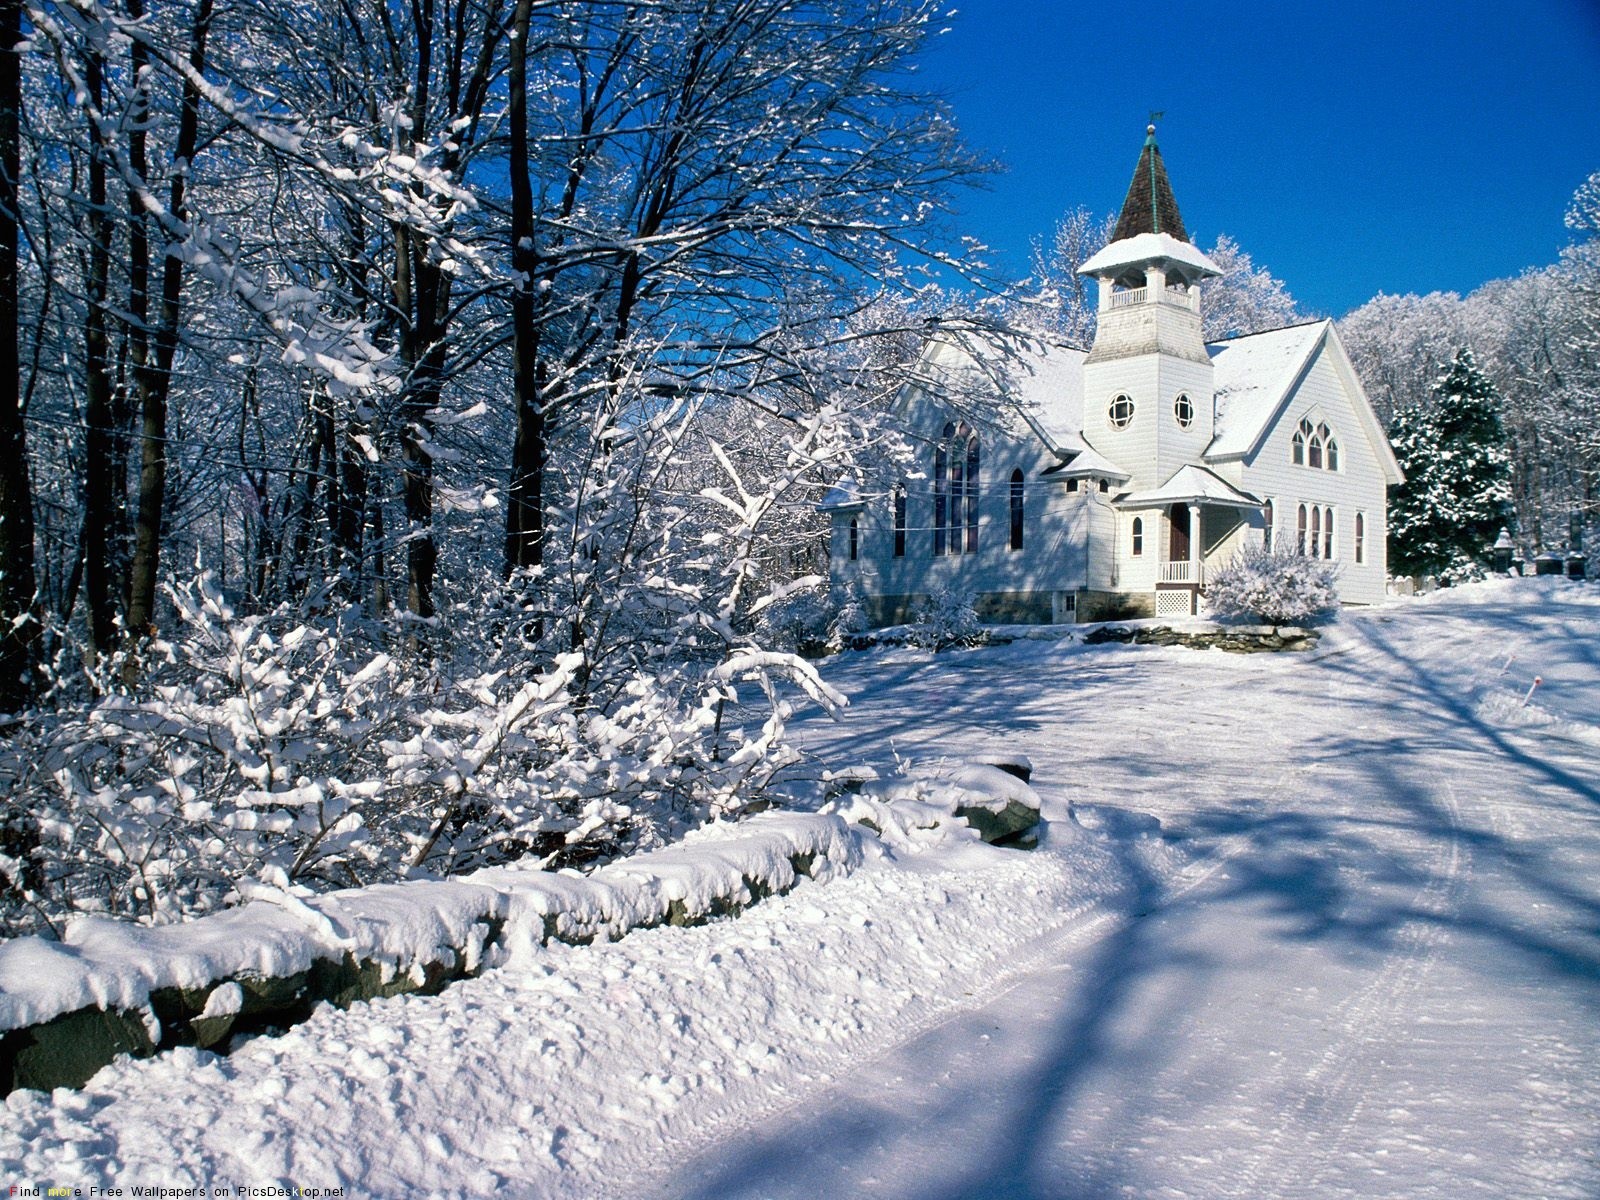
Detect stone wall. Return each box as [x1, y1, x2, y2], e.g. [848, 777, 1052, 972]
[1076, 589, 1155, 622]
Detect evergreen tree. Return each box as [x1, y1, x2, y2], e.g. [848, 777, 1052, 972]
[1387, 349, 1514, 581]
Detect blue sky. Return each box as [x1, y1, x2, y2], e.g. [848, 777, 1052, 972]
[919, 0, 1600, 317]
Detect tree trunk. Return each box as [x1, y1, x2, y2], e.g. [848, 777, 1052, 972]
[125, 0, 213, 639]
[503, 0, 545, 578]
[81, 45, 120, 655]
[0, 0, 38, 708]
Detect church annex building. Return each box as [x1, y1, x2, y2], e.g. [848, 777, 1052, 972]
[823, 128, 1403, 625]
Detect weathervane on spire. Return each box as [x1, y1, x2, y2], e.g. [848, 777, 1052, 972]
[1147, 110, 1166, 136]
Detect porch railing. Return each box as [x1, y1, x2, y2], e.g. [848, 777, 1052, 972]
[1160, 561, 1202, 585]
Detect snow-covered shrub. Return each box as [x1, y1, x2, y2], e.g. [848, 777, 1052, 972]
[828, 581, 870, 650]
[910, 587, 983, 651]
[1205, 545, 1339, 627]
[0, 555, 851, 938]
[754, 584, 835, 656]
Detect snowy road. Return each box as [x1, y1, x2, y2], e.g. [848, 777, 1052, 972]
[4, 581, 1598, 1199]
[651, 583, 1600, 1199]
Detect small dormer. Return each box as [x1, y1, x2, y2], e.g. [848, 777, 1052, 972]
[1078, 125, 1221, 366]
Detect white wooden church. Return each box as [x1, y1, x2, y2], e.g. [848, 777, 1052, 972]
[824, 127, 1402, 624]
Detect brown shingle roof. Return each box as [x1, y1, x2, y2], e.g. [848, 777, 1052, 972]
[1111, 127, 1190, 244]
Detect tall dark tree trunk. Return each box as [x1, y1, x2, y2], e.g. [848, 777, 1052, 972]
[503, 0, 544, 580]
[0, 0, 39, 709]
[125, 0, 212, 639]
[81, 46, 120, 655]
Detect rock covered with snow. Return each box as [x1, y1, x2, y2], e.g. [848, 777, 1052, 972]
[825, 761, 1047, 852]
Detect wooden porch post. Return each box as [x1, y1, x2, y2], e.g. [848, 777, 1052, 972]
[1188, 504, 1202, 584]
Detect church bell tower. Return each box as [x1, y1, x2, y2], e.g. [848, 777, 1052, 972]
[1077, 125, 1221, 491]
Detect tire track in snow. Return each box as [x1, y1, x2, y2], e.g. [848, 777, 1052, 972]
[1229, 780, 1470, 1197]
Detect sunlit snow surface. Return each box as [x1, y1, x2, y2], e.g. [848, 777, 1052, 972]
[5, 577, 1599, 1200]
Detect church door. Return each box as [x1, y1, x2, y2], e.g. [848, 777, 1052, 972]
[1167, 504, 1190, 562]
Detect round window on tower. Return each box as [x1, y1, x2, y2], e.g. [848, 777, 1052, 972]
[1173, 393, 1193, 428]
[1108, 394, 1135, 429]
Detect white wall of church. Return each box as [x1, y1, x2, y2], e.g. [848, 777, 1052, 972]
[1233, 347, 1391, 605]
[829, 392, 1097, 621]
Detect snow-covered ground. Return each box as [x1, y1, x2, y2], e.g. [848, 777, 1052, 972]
[5, 577, 1599, 1199]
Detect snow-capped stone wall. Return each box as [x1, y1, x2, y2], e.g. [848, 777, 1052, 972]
[0, 766, 1043, 1096]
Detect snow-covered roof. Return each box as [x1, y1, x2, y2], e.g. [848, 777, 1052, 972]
[1043, 444, 1130, 483]
[817, 480, 865, 512]
[1078, 232, 1221, 280]
[1006, 343, 1089, 452]
[916, 334, 1096, 460]
[1115, 464, 1263, 510]
[1206, 321, 1329, 460]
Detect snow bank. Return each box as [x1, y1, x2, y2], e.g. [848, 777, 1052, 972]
[0, 765, 1038, 1095]
[0, 812, 857, 1034]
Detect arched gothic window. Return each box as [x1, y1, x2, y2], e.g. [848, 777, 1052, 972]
[1262, 498, 1274, 553]
[1131, 516, 1145, 557]
[848, 516, 859, 561]
[892, 485, 906, 558]
[1295, 416, 1340, 472]
[1321, 505, 1334, 559]
[1297, 503, 1309, 555]
[933, 423, 979, 555]
[965, 431, 980, 553]
[1009, 469, 1024, 550]
[1355, 511, 1366, 564]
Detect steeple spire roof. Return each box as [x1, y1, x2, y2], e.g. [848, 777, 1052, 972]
[1111, 124, 1189, 244]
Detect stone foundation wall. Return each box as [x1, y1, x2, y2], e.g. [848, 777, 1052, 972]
[972, 591, 1054, 625]
[1076, 590, 1155, 622]
[871, 591, 1071, 628]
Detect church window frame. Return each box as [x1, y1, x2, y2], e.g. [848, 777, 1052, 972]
[1131, 516, 1145, 557]
[1296, 503, 1308, 555]
[1108, 393, 1135, 430]
[1354, 511, 1366, 565]
[1173, 392, 1193, 429]
[1009, 469, 1025, 550]
[933, 422, 979, 556]
[1262, 498, 1274, 553]
[848, 516, 859, 561]
[892, 485, 906, 558]
[1294, 416, 1341, 472]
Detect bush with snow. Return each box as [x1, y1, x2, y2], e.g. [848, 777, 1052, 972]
[910, 587, 983, 651]
[754, 586, 835, 656]
[1205, 545, 1339, 627]
[0, 571, 845, 938]
[829, 581, 871, 650]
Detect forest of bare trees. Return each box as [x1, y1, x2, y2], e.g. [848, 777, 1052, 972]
[0, 0, 1011, 933]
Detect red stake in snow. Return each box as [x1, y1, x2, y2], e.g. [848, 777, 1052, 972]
[1522, 676, 1543, 707]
